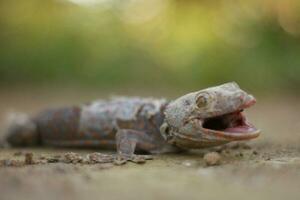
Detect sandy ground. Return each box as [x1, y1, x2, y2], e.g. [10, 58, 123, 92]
[0, 88, 300, 200]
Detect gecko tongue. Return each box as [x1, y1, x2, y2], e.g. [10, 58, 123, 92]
[223, 112, 256, 133]
[224, 123, 257, 133]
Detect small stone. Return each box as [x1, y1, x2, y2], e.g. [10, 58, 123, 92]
[87, 152, 114, 164]
[235, 152, 243, 157]
[253, 150, 258, 155]
[63, 152, 83, 164]
[203, 152, 221, 166]
[24, 153, 34, 165]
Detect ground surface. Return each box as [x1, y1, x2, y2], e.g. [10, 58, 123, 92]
[0, 88, 300, 200]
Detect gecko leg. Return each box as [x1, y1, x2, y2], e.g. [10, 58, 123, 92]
[114, 129, 155, 165]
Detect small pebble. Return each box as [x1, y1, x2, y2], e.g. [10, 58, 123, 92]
[87, 152, 115, 164]
[203, 152, 221, 166]
[24, 153, 34, 165]
[63, 152, 83, 164]
[235, 152, 243, 157]
[47, 157, 60, 163]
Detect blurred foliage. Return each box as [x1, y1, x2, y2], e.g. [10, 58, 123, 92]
[0, 0, 300, 93]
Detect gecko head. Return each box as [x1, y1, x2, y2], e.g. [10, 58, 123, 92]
[160, 82, 260, 149]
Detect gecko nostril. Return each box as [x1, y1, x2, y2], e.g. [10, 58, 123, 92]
[239, 94, 244, 101]
[234, 93, 244, 104]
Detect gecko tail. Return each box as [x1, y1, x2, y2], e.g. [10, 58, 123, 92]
[4, 112, 40, 146]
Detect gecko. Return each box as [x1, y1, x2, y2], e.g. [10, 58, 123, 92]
[5, 82, 260, 164]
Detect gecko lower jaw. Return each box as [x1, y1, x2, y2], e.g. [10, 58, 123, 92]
[200, 109, 260, 141]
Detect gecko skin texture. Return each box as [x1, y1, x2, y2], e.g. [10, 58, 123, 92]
[6, 82, 260, 162]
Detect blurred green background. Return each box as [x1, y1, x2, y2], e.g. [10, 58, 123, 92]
[1, 0, 300, 94]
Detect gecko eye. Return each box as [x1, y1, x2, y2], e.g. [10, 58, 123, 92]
[196, 95, 208, 108]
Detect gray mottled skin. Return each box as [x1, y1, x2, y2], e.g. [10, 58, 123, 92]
[5, 82, 260, 163]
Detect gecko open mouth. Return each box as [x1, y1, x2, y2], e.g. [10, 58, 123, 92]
[201, 101, 260, 140]
[203, 110, 256, 133]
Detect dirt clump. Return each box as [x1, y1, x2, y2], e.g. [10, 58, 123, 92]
[24, 153, 34, 165]
[87, 152, 115, 164]
[63, 152, 84, 164]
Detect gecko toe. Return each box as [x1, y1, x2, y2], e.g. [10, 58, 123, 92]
[114, 156, 128, 165]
